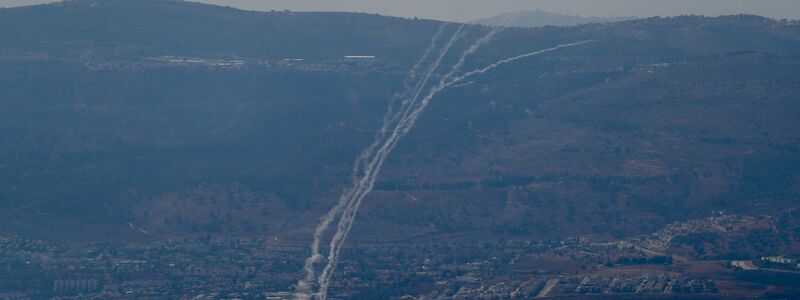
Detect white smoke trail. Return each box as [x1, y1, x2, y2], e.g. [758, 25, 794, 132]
[296, 24, 464, 299]
[312, 25, 470, 300]
[297, 24, 593, 299]
[445, 40, 596, 87]
[381, 23, 447, 139]
[378, 24, 461, 154]
[314, 26, 500, 300]
[407, 24, 447, 84]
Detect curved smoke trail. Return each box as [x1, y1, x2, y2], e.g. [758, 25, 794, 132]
[296, 24, 594, 299]
[445, 40, 595, 86]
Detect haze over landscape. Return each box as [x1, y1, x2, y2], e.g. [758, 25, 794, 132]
[3, 0, 800, 21]
[1, 0, 800, 299]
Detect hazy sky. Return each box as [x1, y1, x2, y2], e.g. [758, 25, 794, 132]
[3, 0, 800, 21]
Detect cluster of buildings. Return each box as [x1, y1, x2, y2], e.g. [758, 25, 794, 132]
[0, 229, 777, 299]
[0, 236, 305, 299]
[52, 279, 101, 294]
[154, 56, 246, 67]
[639, 212, 771, 252]
[447, 274, 717, 299]
[761, 256, 800, 270]
[146, 55, 378, 71]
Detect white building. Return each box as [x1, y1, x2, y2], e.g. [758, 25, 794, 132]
[761, 256, 797, 265]
[344, 55, 376, 60]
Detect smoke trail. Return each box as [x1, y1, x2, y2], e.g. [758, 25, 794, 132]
[297, 23, 593, 299]
[445, 40, 595, 86]
[378, 24, 460, 154]
[311, 25, 470, 300]
[407, 24, 447, 84]
[381, 23, 447, 139]
[296, 24, 464, 299]
[314, 26, 500, 300]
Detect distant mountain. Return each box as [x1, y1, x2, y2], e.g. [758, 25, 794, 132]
[473, 10, 636, 27]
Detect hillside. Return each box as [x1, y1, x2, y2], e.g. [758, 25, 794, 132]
[3, 1, 800, 298]
[0, 1, 799, 246]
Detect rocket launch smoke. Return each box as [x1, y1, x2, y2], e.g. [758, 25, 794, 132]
[312, 26, 504, 300]
[296, 24, 465, 300]
[446, 40, 595, 86]
[296, 24, 470, 300]
[296, 24, 593, 299]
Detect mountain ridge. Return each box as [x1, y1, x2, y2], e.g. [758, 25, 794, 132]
[0, 0, 450, 61]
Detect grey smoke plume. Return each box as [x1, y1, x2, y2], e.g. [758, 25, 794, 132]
[295, 25, 593, 299]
